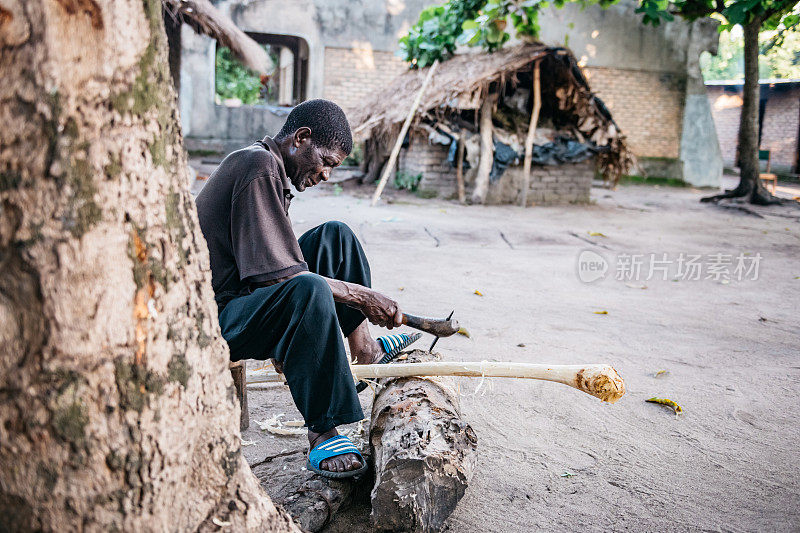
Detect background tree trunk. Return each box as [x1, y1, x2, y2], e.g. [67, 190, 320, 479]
[0, 1, 297, 530]
[702, 15, 778, 205]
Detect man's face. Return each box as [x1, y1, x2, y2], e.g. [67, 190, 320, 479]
[283, 127, 347, 192]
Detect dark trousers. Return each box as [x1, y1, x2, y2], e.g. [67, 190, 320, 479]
[219, 221, 370, 433]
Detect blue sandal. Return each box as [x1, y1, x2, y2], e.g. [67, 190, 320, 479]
[307, 435, 368, 479]
[376, 333, 422, 363]
[356, 333, 421, 392]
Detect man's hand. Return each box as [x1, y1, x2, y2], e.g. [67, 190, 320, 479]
[357, 288, 403, 329]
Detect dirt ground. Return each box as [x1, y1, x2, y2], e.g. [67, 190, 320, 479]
[230, 175, 800, 532]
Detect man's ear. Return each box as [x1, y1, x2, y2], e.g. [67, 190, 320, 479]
[293, 127, 312, 147]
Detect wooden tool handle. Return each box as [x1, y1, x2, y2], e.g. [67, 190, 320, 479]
[402, 313, 460, 337]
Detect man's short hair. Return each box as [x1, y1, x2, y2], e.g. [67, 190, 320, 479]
[276, 99, 353, 155]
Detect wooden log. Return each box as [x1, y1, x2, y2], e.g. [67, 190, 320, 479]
[229, 361, 249, 430]
[520, 60, 542, 207]
[455, 134, 466, 203]
[251, 448, 372, 533]
[369, 351, 478, 532]
[470, 92, 497, 204]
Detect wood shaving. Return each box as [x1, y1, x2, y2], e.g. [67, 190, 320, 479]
[255, 414, 306, 436]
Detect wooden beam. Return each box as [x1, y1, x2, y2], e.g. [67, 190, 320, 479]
[371, 60, 439, 206]
[521, 60, 542, 207]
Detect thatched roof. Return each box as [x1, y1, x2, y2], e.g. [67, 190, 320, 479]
[163, 0, 272, 74]
[350, 43, 635, 182]
[351, 44, 549, 136]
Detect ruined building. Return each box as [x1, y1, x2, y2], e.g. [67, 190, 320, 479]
[177, 0, 722, 189]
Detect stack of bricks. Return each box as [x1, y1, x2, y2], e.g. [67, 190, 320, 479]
[397, 136, 595, 205]
[322, 46, 407, 114]
[583, 66, 685, 159]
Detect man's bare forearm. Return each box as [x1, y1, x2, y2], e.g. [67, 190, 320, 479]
[250, 271, 399, 327]
[322, 276, 366, 308]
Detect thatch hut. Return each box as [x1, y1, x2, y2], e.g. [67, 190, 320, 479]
[349, 44, 635, 205]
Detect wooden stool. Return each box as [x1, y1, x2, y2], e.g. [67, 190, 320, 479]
[229, 361, 249, 430]
[759, 150, 778, 194]
[760, 172, 777, 193]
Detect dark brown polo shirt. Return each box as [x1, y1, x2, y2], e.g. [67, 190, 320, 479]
[196, 136, 308, 311]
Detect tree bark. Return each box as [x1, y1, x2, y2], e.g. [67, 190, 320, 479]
[369, 351, 478, 532]
[470, 92, 496, 205]
[702, 15, 779, 205]
[0, 1, 297, 530]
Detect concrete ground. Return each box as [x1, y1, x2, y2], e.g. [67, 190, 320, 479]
[222, 175, 799, 532]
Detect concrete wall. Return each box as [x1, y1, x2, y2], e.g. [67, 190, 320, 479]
[398, 136, 594, 205]
[707, 83, 800, 173]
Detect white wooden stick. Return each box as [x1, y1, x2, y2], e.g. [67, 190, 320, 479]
[370, 60, 439, 206]
[248, 362, 625, 403]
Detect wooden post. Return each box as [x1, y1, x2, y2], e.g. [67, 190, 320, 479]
[229, 361, 249, 430]
[470, 92, 497, 204]
[521, 60, 542, 207]
[455, 134, 466, 203]
[369, 351, 478, 531]
[371, 60, 439, 206]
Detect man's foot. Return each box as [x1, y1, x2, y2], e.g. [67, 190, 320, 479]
[308, 428, 362, 473]
[347, 322, 386, 364]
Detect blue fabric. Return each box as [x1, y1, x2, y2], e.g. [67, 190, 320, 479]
[308, 435, 364, 470]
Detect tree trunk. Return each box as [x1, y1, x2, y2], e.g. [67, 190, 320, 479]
[0, 1, 297, 530]
[470, 93, 496, 205]
[369, 351, 478, 532]
[702, 16, 779, 205]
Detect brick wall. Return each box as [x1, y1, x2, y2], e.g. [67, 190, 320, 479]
[398, 137, 453, 196]
[707, 84, 799, 172]
[322, 46, 407, 113]
[707, 85, 741, 166]
[398, 135, 595, 205]
[761, 89, 799, 170]
[583, 67, 686, 159]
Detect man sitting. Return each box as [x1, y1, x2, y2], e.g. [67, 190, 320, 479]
[195, 99, 417, 478]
